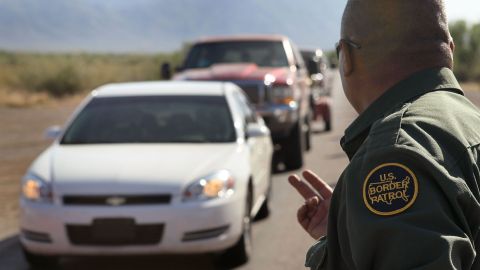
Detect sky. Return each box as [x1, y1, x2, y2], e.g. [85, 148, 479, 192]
[0, 0, 477, 53]
[445, 0, 480, 23]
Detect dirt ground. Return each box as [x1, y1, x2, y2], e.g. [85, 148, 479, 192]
[1, 85, 480, 240]
[0, 96, 82, 239]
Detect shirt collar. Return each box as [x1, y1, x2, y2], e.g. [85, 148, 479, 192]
[340, 67, 463, 158]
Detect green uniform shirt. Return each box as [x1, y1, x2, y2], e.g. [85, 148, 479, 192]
[306, 68, 480, 270]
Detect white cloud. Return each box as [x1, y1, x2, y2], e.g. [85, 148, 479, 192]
[445, 0, 480, 23]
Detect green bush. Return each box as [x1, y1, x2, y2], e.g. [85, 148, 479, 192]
[450, 20, 480, 82]
[0, 49, 186, 98]
[41, 65, 82, 97]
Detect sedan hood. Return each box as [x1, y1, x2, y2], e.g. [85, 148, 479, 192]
[48, 144, 242, 195]
[173, 63, 290, 83]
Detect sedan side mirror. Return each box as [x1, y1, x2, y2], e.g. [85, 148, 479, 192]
[45, 125, 62, 140]
[246, 123, 270, 138]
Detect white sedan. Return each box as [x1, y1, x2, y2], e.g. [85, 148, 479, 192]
[20, 81, 273, 267]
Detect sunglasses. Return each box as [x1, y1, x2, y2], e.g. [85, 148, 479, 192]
[335, 39, 362, 59]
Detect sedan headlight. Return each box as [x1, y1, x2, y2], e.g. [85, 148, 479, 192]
[21, 174, 53, 203]
[183, 170, 235, 202]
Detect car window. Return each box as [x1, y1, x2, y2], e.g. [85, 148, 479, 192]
[184, 41, 289, 68]
[61, 96, 236, 144]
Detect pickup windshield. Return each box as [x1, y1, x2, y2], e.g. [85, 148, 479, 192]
[61, 96, 236, 144]
[184, 41, 289, 68]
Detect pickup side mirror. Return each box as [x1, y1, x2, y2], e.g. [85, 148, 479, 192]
[246, 123, 270, 138]
[45, 125, 62, 140]
[161, 62, 172, 80]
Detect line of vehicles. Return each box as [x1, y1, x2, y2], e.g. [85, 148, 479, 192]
[19, 35, 333, 268]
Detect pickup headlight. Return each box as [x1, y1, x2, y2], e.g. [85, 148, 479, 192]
[21, 174, 53, 203]
[272, 85, 296, 105]
[183, 170, 235, 202]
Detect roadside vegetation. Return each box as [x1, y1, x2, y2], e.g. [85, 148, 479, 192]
[450, 20, 480, 82]
[0, 48, 186, 106]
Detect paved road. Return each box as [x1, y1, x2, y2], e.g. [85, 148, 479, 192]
[4, 75, 479, 270]
[0, 73, 358, 270]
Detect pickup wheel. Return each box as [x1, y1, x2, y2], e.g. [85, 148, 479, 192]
[22, 246, 59, 269]
[325, 120, 332, 131]
[305, 114, 312, 152]
[284, 121, 304, 170]
[323, 100, 332, 132]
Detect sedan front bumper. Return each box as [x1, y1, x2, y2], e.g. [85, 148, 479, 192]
[20, 193, 244, 256]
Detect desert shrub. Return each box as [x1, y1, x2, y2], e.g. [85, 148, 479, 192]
[40, 65, 82, 97]
[0, 49, 185, 98]
[0, 51, 183, 97]
[450, 20, 480, 82]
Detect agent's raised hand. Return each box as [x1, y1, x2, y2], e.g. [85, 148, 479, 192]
[288, 170, 333, 240]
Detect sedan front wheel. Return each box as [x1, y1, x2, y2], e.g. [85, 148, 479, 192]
[220, 190, 252, 267]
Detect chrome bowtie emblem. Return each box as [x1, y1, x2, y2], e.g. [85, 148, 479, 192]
[106, 196, 126, 206]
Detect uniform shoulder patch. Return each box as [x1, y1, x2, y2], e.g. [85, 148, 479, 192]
[362, 163, 418, 216]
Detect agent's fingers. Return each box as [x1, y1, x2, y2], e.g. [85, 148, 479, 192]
[308, 200, 328, 228]
[305, 196, 320, 218]
[297, 204, 310, 230]
[302, 170, 333, 200]
[288, 174, 317, 200]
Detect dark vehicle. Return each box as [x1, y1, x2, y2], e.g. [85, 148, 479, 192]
[301, 49, 332, 131]
[165, 35, 313, 170]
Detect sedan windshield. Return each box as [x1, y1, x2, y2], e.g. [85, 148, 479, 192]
[61, 95, 236, 144]
[184, 41, 289, 68]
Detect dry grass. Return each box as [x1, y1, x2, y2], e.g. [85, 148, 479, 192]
[461, 82, 480, 92]
[0, 88, 50, 107]
[0, 50, 185, 105]
[0, 88, 87, 108]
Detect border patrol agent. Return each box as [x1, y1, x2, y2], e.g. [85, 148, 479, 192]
[289, 0, 480, 269]
[305, 68, 480, 269]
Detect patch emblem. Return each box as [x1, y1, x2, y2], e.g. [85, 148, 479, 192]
[363, 163, 418, 216]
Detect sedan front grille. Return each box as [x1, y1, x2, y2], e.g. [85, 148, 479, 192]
[67, 218, 164, 246]
[63, 194, 172, 206]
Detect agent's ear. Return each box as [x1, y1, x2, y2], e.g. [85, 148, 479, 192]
[341, 42, 354, 76]
[449, 39, 456, 68]
[449, 39, 455, 53]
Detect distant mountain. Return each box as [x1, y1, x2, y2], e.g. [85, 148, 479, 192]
[0, 0, 347, 53]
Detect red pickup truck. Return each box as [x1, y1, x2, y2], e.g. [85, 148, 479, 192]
[165, 35, 313, 170]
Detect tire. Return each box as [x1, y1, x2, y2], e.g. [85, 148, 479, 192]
[256, 198, 270, 220]
[22, 247, 59, 269]
[283, 122, 304, 170]
[325, 120, 332, 131]
[323, 102, 332, 132]
[305, 115, 312, 152]
[220, 190, 252, 267]
[255, 174, 272, 220]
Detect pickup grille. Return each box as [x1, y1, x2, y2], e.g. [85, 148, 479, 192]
[234, 82, 265, 104]
[63, 194, 172, 206]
